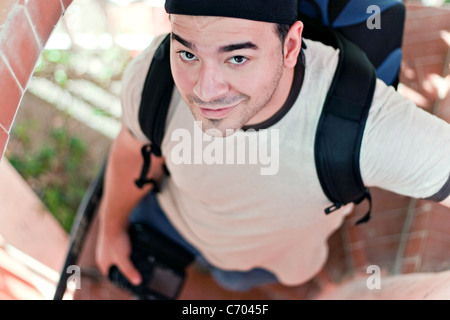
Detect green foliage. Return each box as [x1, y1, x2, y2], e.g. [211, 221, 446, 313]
[34, 47, 131, 89]
[19, 42, 127, 233]
[54, 69, 68, 86]
[8, 125, 91, 232]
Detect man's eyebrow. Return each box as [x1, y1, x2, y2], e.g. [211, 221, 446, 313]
[218, 42, 259, 53]
[171, 33, 196, 51]
[171, 32, 258, 54]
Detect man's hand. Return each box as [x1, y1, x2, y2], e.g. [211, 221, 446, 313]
[95, 217, 142, 286]
[93, 125, 165, 286]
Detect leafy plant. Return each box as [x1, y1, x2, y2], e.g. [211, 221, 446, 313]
[8, 125, 92, 232]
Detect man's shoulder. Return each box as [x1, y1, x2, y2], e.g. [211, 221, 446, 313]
[301, 38, 340, 88]
[123, 33, 169, 82]
[119, 33, 171, 143]
[121, 33, 170, 112]
[303, 38, 339, 67]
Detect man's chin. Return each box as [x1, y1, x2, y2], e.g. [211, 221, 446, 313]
[204, 124, 239, 138]
[195, 118, 241, 138]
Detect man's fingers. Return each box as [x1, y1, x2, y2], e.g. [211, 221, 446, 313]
[116, 258, 142, 286]
[95, 226, 141, 285]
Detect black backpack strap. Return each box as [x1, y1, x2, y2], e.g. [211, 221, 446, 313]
[134, 144, 160, 192]
[302, 17, 376, 224]
[135, 34, 174, 190]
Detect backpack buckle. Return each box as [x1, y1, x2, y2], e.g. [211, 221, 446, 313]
[325, 203, 342, 214]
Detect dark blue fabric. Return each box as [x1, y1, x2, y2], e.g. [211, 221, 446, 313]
[300, 0, 330, 25]
[333, 0, 403, 27]
[299, 0, 403, 27]
[129, 192, 198, 256]
[375, 48, 403, 86]
[299, 0, 404, 87]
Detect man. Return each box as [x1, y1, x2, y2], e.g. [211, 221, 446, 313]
[96, 0, 450, 293]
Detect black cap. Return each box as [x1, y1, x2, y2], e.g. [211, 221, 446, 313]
[165, 0, 299, 25]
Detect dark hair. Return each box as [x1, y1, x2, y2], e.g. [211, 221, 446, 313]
[275, 24, 291, 45]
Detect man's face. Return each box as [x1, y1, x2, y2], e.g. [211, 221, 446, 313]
[170, 15, 292, 137]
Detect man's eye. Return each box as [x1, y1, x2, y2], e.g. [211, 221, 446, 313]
[179, 51, 197, 61]
[228, 56, 248, 65]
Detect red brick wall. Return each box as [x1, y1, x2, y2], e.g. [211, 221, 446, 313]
[400, 3, 450, 121]
[0, 0, 72, 160]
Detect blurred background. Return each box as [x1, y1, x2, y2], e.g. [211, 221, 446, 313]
[5, 0, 170, 233]
[0, 0, 449, 300]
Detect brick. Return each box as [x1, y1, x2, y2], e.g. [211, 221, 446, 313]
[344, 219, 366, 244]
[60, 0, 73, 10]
[0, 0, 19, 30]
[401, 256, 421, 273]
[0, 127, 9, 160]
[409, 209, 430, 233]
[359, 209, 408, 239]
[405, 4, 441, 17]
[404, 9, 450, 35]
[427, 205, 450, 235]
[399, 75, 422, 92]
[324, 228, 350, 282]
[405, 4, 450, 17]
[344, 205, 410, 268]
[420, 61, 446, 78]
[435, 90, 450, 122]
[403, 234, 425, 258]
[348, 247, 368, 269]
[400, 59, 418, 79]
[22, 0, 63, 46]
[419, 235, 450, 273]
[403, 30, 446, 47]
[402, 39, 448, 61]
[364, 235, 402, 268]
[0, 56, 22, 132]
[0, 7, 40, 89]
[404, 19, 450, 40]
[398, 62, 444, 107]
[369, 188, 412, 213]
[419, 259, 450, 273]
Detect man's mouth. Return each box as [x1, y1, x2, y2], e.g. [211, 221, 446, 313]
[198, 104, 238, 119]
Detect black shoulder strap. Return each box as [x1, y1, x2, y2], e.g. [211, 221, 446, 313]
[138, 34, 174, 157]
[135, 34, 174, 190]
[302, 17, 376, 224]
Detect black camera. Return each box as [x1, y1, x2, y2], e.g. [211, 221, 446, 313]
[108, 223, 195, 300]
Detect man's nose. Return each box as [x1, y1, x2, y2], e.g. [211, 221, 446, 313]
[193, 63, 229, 103]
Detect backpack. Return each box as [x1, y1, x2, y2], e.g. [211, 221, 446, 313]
[299, 0, 405, 88]
[134, 0, 406, 225]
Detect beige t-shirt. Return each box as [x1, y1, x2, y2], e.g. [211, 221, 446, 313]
[121, 34, 450, 286]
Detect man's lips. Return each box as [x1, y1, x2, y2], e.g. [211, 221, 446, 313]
[198, 105, 238, 119]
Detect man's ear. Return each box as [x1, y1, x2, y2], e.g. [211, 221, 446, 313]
[284, 21, 303, 68]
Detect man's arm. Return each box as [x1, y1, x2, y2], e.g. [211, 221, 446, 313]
[360, 80, 450, 206]
[95, 125, 165, 285]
